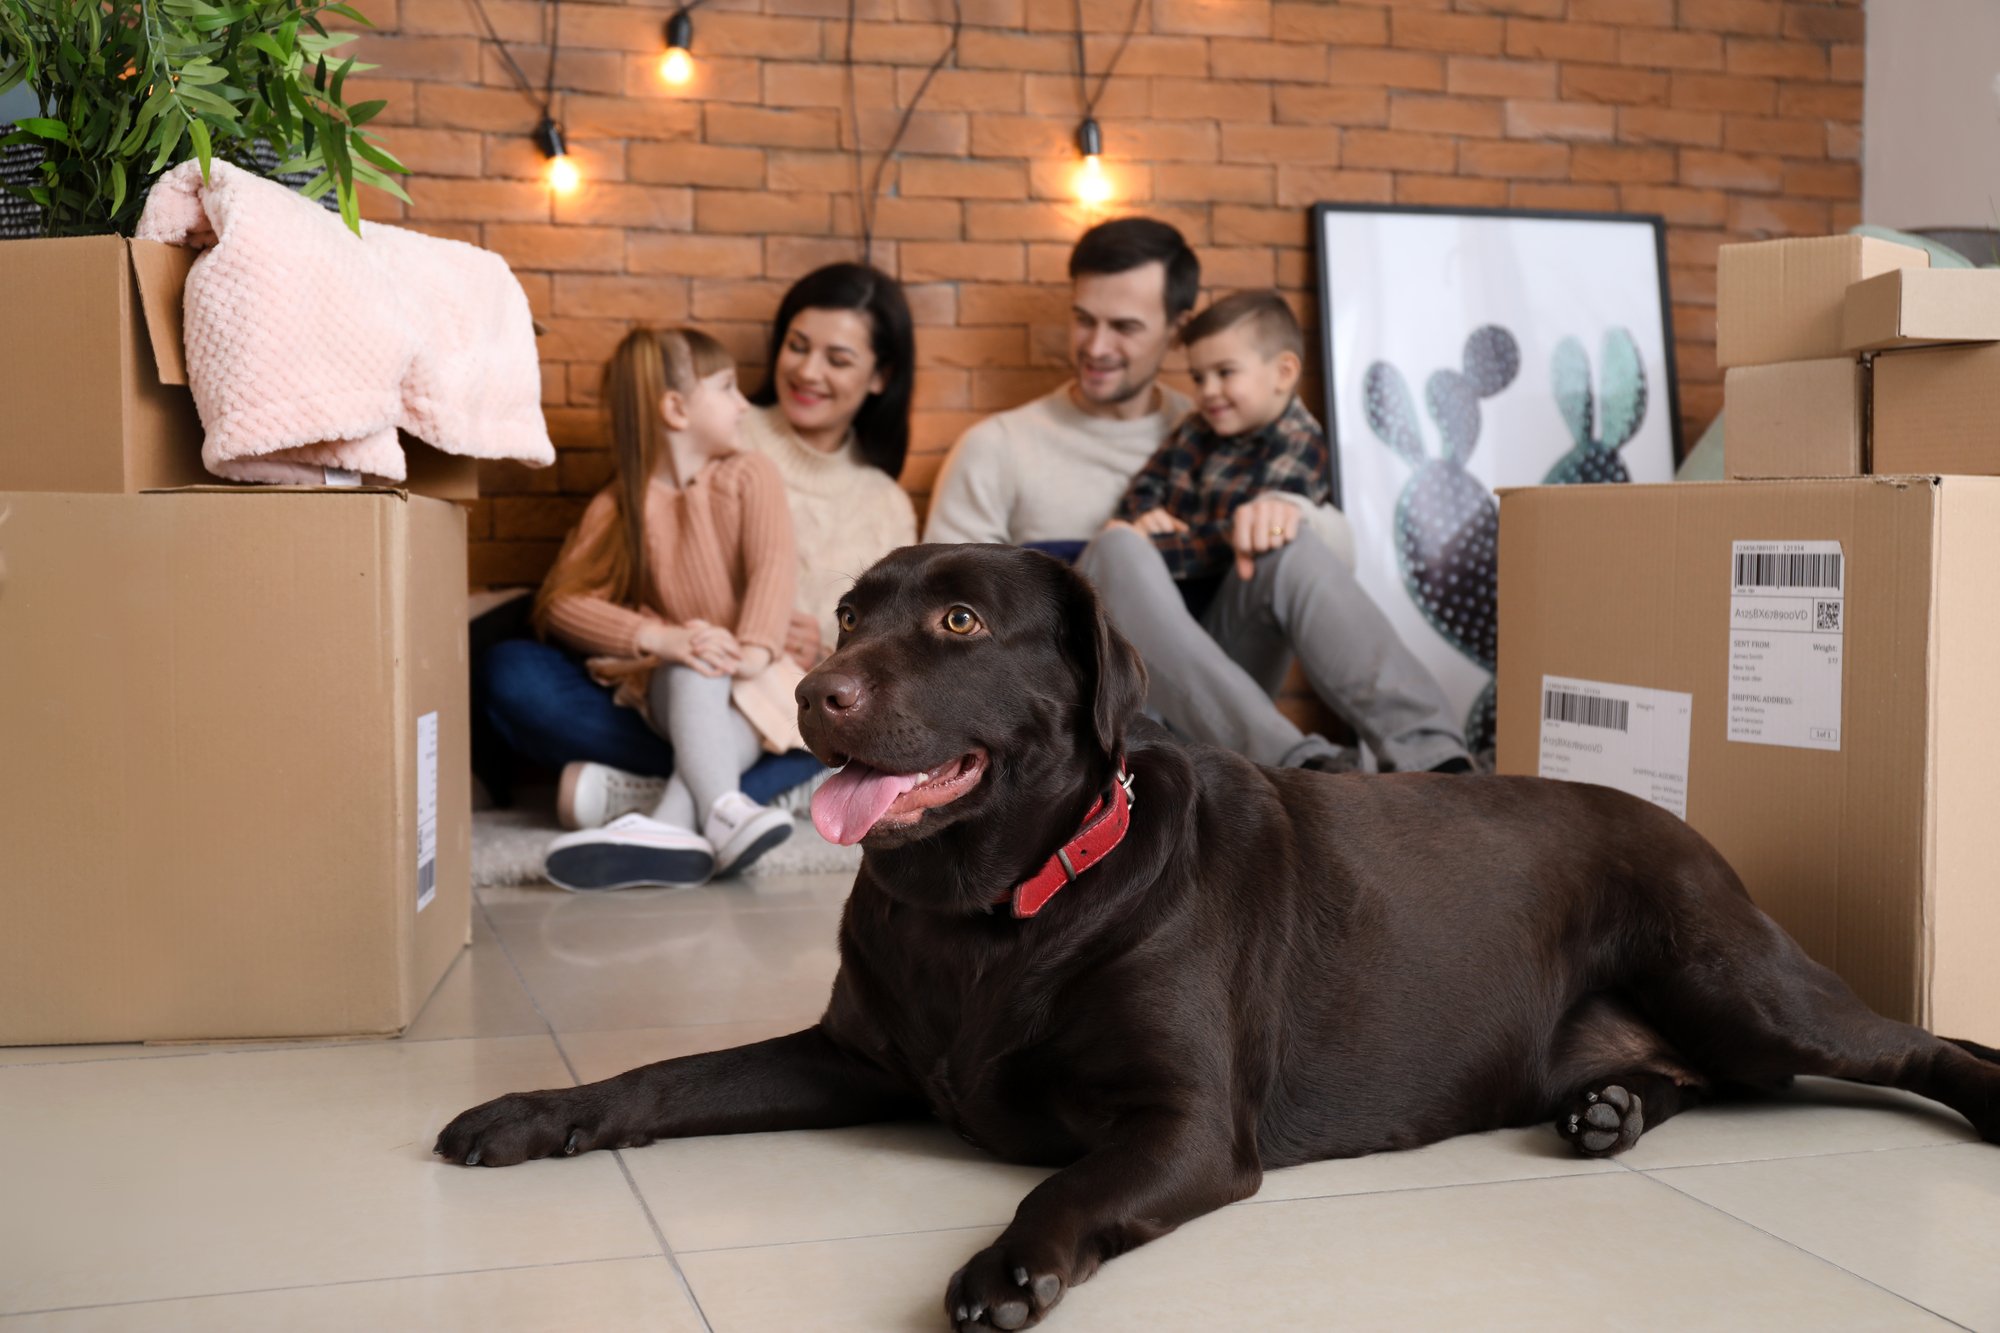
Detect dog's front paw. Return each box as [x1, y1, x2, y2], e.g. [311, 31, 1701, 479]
[434, 1089, 610, 1167]
[945, 1244, 1065, 1331]
[1558, 1083, 1644, 1157]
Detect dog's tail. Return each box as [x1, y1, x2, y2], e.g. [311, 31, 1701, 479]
[1946, 1036, 2000, 1065]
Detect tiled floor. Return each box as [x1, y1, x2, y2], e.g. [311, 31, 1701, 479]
[4, 874, 1996, 1332]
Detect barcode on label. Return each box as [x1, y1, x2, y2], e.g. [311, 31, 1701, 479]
[417, 859, 436, 910]
[1544, 688, 1630, 732]
[1734, 551, 1842, 590]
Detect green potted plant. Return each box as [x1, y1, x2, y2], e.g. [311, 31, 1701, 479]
[0, 0, 409, 237]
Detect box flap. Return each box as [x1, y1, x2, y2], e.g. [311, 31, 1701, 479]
[128, 239, 195, 387]
[1844, 268, 2000, 353]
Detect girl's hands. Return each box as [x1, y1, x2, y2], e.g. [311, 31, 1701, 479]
[639, 619, 742, 677]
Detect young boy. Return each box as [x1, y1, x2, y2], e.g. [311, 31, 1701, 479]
[1082, 290, 1472, 774]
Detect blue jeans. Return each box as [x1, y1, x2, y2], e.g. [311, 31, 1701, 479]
[480, 639, 822, 805]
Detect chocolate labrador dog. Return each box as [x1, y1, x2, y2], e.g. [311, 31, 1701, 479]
[438, 543, 2000, 1330]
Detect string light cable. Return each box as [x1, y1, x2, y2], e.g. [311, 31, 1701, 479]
[467, 0, 576, 191]
[1071, 0, 1142, 206]
[844, 0, 963, 265]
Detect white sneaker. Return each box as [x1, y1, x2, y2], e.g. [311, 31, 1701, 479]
[544, 813, 715, 891]
[703, 791, 794, 877]
[557, 762, 669, 831]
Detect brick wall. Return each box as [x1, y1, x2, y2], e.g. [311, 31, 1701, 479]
[341, 0, 1864, 587]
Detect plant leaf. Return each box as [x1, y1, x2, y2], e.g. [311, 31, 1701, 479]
[13, 117, 71, 143]
[188, 117, 212, 180]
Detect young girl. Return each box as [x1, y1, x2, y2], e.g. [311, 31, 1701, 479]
[536, 327, 804, 890]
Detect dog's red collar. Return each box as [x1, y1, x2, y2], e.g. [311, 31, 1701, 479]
[1003, 763, 1136, 919]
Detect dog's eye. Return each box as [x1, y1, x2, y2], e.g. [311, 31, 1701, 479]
[944, 606, 981, 636]
[836, 606, 858, 634]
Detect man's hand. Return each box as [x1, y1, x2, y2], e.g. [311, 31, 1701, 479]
[786, 610, 826, 673]
[1230, 496, 1300, 581]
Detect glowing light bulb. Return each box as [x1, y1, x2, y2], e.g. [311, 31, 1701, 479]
[547, 154, 581, 195]
[1075, 153, 1112, 207]
[660, 46, 693, 86]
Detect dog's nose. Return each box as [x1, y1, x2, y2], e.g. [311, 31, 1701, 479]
[799, 670, 865, 717]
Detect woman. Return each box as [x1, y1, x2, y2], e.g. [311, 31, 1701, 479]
[478, 262, 920, 832]
[742, 261, 919, 671]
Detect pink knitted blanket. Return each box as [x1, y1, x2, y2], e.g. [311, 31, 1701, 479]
[136, 160, 553, 485]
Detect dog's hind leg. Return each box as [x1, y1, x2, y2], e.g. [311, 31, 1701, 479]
[1545, 993, 1709, 1157]
[1629, 882, 2000, 1145]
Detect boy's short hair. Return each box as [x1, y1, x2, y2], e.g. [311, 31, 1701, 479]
[1179, 289, 1304, 361]
[1069, 217, 1202, 322]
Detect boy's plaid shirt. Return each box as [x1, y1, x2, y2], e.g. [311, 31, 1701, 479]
[1113, 396, 1332, 582]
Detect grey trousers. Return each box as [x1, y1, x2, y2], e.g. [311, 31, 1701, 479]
[1076, 526, 1467, 773]
[646, 665, 764, 830]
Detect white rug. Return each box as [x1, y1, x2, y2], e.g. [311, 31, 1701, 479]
[472, 777, 861, 889]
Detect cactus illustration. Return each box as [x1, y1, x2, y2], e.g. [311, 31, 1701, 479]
[1365, 325, 1518, 757]
[1542, 329, 1647, 485]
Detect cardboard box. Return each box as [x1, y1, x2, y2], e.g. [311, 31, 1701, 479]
[0, 235, 479, 500]
[1843, 268, 2000, 352]
[1724, 358, 1867, 479]
[1496, 477, 2000, 1038]
[0, 236, 208, 492]
[1872, 342, 2000, 475]
[1717, 236, 1929, 369]
[0, 489, 471, 1045]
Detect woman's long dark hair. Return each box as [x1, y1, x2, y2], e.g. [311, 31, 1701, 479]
[751, 262, 914, 480]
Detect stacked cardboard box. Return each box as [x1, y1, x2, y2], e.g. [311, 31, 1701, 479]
[1495, 234, 2000, 1038]
[1716, 236, 2000, 479]
[0, 236, 474, 1045]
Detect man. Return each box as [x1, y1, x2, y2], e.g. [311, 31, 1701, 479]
[925, 217, 1466, 774]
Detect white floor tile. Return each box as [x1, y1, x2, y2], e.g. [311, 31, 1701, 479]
[1613, 1076, 1980, 1170]
[1656, 1142, 2000, 1329]
[0, 1037, 659, 1313]
[0, 1258, 701, 1332]
[680, 1172, 1952, 1332]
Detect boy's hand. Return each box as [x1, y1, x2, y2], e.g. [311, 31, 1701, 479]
[1231, 497, 1300, 581]
[1129, 509, 1190, 536]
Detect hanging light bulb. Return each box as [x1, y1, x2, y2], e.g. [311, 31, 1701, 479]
[535, 114, 580, 195]
[661, 9, 695, 87]
[1073, 117, 1112, 207]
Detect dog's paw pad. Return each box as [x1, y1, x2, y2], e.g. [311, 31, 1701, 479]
[1557, 1083, 1644, 1158]
[946, 1245, 1064, 1331]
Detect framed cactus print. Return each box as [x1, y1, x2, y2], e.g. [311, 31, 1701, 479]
[1311, 203, 1681, 761]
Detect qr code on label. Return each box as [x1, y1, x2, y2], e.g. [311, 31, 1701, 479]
[1815, 600, 1842, 631]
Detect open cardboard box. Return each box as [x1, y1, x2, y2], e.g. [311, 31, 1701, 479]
[0, 235, 479, 499]
[0, 487, 471, 1045]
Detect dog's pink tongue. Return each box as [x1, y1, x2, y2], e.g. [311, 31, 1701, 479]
[812, 763, 921, 845]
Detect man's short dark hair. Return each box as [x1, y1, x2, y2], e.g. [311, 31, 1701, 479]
[1179, 289, 1304, 361]
[1068, 217, 1201, 322]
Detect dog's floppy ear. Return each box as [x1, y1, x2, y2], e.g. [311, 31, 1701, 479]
[1063, 562, 1147, 759]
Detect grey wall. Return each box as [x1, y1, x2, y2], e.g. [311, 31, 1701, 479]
[1864, 0, 2000, 229]
[0, 84, 40, 123]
